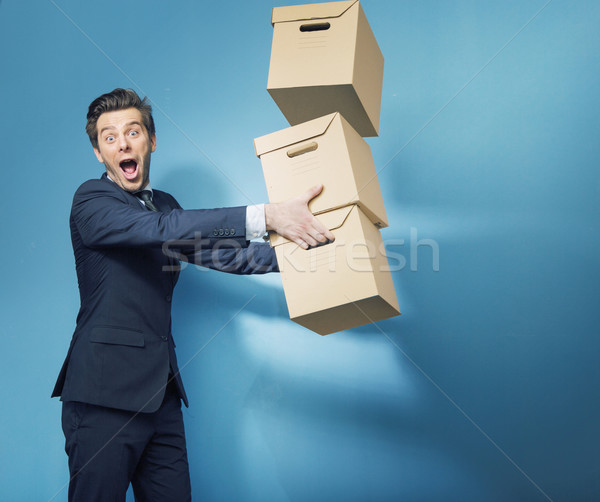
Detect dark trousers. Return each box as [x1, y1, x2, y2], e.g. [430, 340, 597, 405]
[61, 383, 191, 502]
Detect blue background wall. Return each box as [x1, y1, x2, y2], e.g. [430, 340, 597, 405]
[1, 1, 598, 500]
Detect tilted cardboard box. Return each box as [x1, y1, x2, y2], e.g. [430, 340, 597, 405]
[254, 112, 388, 229]
[267, 0, 384, 137]
[271, 204, 400, 335]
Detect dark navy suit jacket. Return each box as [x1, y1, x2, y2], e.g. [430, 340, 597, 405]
[52, 174, 277, 413]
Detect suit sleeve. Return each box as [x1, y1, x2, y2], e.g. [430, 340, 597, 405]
[181, 242, 279, 274]
[160, 189, 279, 274]
[72, 180, 248, 249]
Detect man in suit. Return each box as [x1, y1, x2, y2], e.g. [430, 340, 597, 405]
[52, 88, 333, 501]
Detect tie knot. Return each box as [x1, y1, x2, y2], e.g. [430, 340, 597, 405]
[136, 190, 153, 203]
[135, 190, 159, 212]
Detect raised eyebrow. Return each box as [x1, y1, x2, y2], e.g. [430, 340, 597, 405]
[99, 126, 117, 136]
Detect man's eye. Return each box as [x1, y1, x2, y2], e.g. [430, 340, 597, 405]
[106, 135, 115, 142]
[129, 130, 139, 137]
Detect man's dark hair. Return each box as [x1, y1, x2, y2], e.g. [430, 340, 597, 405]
[86, 88, 156, 149]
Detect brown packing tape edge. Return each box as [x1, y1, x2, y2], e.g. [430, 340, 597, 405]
[271, 0, 359, 26]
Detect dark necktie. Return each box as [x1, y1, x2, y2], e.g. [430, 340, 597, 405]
[136, 190, 159, 212]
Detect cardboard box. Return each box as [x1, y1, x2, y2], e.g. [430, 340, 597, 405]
[271, 204, 400, 335]
[267, 0, 384, 137]
[254, 112, 388, 228]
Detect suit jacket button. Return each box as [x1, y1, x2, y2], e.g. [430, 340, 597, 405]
[165, 295, 172, 302]
[161, 336, 168, 342]
[219, 229, 224, 236]
[213, 229, 218, 236]
[230, 228, 236, 235]
[224, 229, 230, 236]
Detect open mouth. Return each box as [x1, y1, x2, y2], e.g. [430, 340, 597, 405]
[119, 159, 138, 180]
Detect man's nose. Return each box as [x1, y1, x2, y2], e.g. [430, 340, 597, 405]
[118, 134, 130, 151]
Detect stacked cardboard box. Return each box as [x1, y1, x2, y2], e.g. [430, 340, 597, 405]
[255, 0, 400, 335]
[266, 0, 384, 137]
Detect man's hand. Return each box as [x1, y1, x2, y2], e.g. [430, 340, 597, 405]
[265, 185, 335, 250]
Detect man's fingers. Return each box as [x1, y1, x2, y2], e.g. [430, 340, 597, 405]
[297, 220, 335, 250]
[312, 232, 325, 242]
[309, 230, 328, 244]
[322, 229, 335, 242]
[295, 238, 309, 250]
[303, 234, 319, 248]
[311, 218, 335, 242]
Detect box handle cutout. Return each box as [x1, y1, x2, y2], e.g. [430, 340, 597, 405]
[300, 22, 331, 32]
[287, 142, 318, 158]
[307, 238, 334, 250]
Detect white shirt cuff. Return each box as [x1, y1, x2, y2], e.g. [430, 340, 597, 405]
[246, 204, 267, 240]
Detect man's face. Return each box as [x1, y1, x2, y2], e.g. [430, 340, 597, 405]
[93, 108, 156, 192]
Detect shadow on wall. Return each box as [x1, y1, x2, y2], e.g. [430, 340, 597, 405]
[147, 163, 527, 500]
[169, 277, 536, 502]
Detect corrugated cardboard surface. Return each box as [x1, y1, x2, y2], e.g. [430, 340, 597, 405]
[267, 0, 384, 137]
[274, 205, 400, 335]
[255, 112, 388, 228]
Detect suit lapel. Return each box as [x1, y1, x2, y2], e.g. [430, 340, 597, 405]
[152, 191, 173, 213]
[100, 173, 158, 212]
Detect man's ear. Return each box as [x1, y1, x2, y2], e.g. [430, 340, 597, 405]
[93, 148, 104, 163]
[150, 134, 157, 153]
